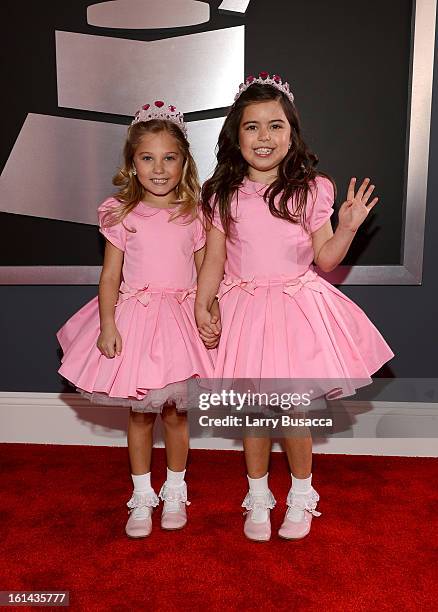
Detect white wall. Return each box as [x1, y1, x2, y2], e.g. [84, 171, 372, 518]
[1, 393, 437, 457]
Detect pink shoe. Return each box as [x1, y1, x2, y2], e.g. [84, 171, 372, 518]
[278, 487, 321, 540]
[125, 490, 159, 538]
[159, 481, 190, 530]
[242, 490, 276, 542]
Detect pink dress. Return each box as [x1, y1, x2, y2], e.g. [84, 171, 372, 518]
[211, 175, 394, 400]
[57, 198, 215, 412]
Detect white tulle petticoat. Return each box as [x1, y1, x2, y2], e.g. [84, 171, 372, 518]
[78, 379, 195, 413]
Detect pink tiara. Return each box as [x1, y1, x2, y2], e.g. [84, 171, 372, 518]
[130, 101, 187, 137]
[234, 72, 295, 104]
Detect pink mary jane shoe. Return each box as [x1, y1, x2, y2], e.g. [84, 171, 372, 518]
[159, 481, 190, 530]
[242, 490, 276, 542]
[278, 487, 321, 540]
[125, 490, 159, 539]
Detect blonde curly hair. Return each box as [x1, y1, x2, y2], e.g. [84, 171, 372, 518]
[102, 119, 200, 228]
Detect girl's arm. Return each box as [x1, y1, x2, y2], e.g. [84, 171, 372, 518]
[97, 241, 124, 358]
[312, 178, 378, 273]
[195, 227, 226, 341]
[194, 247, 221, 323]
[195, 246, 222, 348]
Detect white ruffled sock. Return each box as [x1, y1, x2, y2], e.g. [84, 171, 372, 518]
[287, 473, 312, 522]
[132, 472, 153, 493]
[130, 472, 155, 519]
[166, 467, 186, 485]
[247, 473, 270, 523]
[162, 468, 186, 512]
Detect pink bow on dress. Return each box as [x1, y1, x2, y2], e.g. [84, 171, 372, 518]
[216, 270, 323, 301]
[176, 285, 197, 303]
[217, 277, 257, 300]
[116, 282, 152, 307]
[116, 282, 197, 307]
[282, 270, 322, 298]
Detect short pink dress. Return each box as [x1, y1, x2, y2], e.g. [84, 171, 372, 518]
[211, 175, 394, 401]
[57, 198, 215, 412]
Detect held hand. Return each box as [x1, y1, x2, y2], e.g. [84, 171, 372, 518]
[207, 317, 221, 349]
[195, 306, 221, 349]
[97, 323, 123, 358]
[209, 298, 222, 335]
[206, 302, 222, 349]
[199, 316, 221, 349]
[338, 178, 379, 232]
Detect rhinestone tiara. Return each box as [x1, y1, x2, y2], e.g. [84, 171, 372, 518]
[130, 101, 187, 137]
[234, 72, 294, 104]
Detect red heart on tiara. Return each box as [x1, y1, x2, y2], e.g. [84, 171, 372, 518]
[259, 71, 269, 79]
[142, 104, 150, 110]
[169, 105, 176, 112]
[154, 100, 164, 108]
[273, 74, 282, 83]
[246, 75, 255, 83]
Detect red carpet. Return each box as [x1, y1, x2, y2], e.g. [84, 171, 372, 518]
[1, 444, 437, 611]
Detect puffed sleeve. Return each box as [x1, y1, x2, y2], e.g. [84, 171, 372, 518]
[307, 176, 335, 233]
[193, 209, 206, 252]
[207, 193, 238, 234]
[208, 205, 223, 234]
[97, 198, 127, 252]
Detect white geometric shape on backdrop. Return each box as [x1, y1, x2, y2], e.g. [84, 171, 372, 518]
[87, 0, 210, 29]
[56, 28, 244, 115]
[218, 0, 252, 14]
[0, 114, 223, 225]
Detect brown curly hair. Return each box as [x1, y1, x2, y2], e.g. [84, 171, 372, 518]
[201, 83, 335, 235]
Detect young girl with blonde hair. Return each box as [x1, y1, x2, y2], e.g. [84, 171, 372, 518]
[58, 102, 218, 538]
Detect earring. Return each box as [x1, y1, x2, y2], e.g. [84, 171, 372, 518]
[132, 168, 137, 176]
[288, 143, 292, 150]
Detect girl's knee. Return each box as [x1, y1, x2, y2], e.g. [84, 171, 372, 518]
[129, 410, 156, 426]
[161, 404, 187, 428]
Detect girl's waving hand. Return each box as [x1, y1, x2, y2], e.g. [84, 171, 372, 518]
[338, 177, 379, 232]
